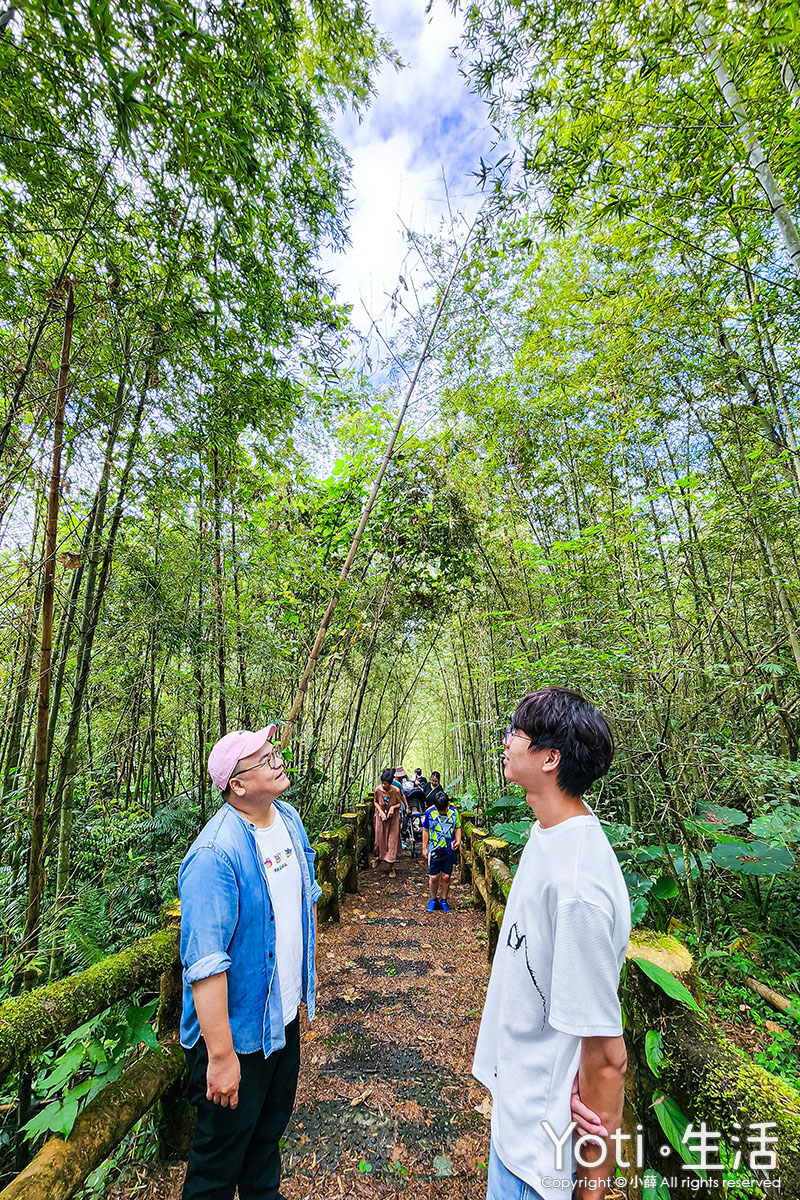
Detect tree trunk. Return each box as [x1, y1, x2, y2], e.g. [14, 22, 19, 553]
[694, 11, 800, 276]
[230, 501, 251, 729]
[0, 164, 112, 469]
[21, 287, 75, 987]
[212, 447, 227, 738]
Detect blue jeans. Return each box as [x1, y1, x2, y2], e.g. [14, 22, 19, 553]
[486, 1141, 545, 1200]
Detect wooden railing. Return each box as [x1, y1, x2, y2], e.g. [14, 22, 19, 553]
[0, 903, 185, 1200]
[460, 820, 513, 958]
[0, 798, 375, 1199]
[313, 799, 373, 922]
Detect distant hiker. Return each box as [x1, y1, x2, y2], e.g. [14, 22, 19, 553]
[472, 688, 629, 1200]
[426, 770, 443, 800]
[405, 771, 427, 813]
[421, 787, 461, 912]
[178, 725, 321, 1200]
[393, 765, 410, 810]
[373, 767, 402, 877]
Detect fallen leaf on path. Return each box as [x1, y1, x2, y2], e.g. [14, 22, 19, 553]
[433, 1154, 453, 1178]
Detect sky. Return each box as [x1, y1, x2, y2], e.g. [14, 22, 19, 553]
[324, 0, 494, 373]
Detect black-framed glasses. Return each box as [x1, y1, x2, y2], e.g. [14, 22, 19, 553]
[231, 747, 283, 780]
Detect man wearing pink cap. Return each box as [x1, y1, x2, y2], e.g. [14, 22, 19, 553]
[178, 724, 321, 1200]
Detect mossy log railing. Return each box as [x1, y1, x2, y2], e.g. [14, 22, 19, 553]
[464, 821, 800, 1197]
[0, 902, 183, 1200]
[0, 798, 374, 1198]
[461, 820, 513, 958]
[313, 798, 373, 923]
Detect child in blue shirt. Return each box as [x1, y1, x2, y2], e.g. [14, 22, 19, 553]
[421, 788, 461, 913]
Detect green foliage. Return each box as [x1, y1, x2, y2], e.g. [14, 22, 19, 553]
[642, 1170, 670, 1200]
[652, 1091, 704, 1172]
[21, 999, 159, 1142]
[631, 958, 703, 1014]
[749, 806, 800, 847]
[644, 1030, 664, 1077]
[710, 842, 795, 877]
[491, 820, 532, 845]
[695, 803, 749, 831]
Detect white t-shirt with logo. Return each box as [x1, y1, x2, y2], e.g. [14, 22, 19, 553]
[472, 811, 631, 1200]
[254, 809, 303, 1026]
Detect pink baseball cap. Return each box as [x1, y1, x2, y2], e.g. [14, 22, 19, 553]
[207, 725, 277, 791]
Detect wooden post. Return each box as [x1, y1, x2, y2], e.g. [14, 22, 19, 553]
[340, 814, 359, 893]
[155, 902, 193, 1161]
[318, 832, 340, 921]
[483, 838, 510, 959]
[355, 799, 372, 869]
[470, 828, 488, 911]
[460, 819, 473, 885]
[362, 793, 375, 862]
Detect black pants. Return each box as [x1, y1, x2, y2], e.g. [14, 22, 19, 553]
[181, 1017, 300, 1200]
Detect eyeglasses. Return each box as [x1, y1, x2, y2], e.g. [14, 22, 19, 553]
[231, 747, 283, 780]
[503, 723, 530, 747]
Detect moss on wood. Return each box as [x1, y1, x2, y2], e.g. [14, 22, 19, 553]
[626, 930, 800, 1194]
[0, 928, 179, 1083]
[0, 1036, 185, 1200]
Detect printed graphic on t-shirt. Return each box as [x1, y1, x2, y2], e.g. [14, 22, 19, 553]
[506, 922, 547, 1030]
[422, 806, 460, 850]
[261, 846, 294, 874]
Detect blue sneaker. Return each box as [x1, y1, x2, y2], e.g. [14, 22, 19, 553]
[439, 899, 452, 913]
[426, 898, 438, 912]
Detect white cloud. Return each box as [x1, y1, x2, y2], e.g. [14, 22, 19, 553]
[323, 0, 494, 370]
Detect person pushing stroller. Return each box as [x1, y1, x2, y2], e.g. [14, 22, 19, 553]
[421, 787, 461, 912]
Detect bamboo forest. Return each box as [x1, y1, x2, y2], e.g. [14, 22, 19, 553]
[2, 0, 800, 1196]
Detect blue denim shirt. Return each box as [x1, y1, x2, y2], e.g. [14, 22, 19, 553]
[178, 798, 322, 1056]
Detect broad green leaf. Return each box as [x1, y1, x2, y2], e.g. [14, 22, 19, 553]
[749, 807, 800, 846]
[642, 1168, 671, 1199]
[652, 1092, 704, 1172]
[492, 820, 532, 845]
[710, 841, 795, 876]
[645, 1030, 664, 1076]
[694, 803, 748, 829]
[632, 958, 702, 1012]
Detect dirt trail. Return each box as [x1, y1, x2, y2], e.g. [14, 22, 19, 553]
[112, 854, 493, 1200]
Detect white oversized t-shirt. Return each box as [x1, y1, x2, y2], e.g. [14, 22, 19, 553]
[472, 811, 631, 1200]
[254, 809, 303, 1026]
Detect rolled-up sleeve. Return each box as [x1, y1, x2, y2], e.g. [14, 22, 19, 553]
[178, 846, 239, 985]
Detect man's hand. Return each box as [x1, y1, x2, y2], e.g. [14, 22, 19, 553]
[192, 974, 239, 1109]
[206, 1047, 241, 1108]
[572, 1035, 627, 1200]
[570, 1073, 608, 1142]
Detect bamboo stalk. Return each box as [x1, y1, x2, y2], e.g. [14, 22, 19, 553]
[22, 286, 75, 986]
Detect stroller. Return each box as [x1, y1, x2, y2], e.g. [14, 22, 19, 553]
[402, 784, 427, 858]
